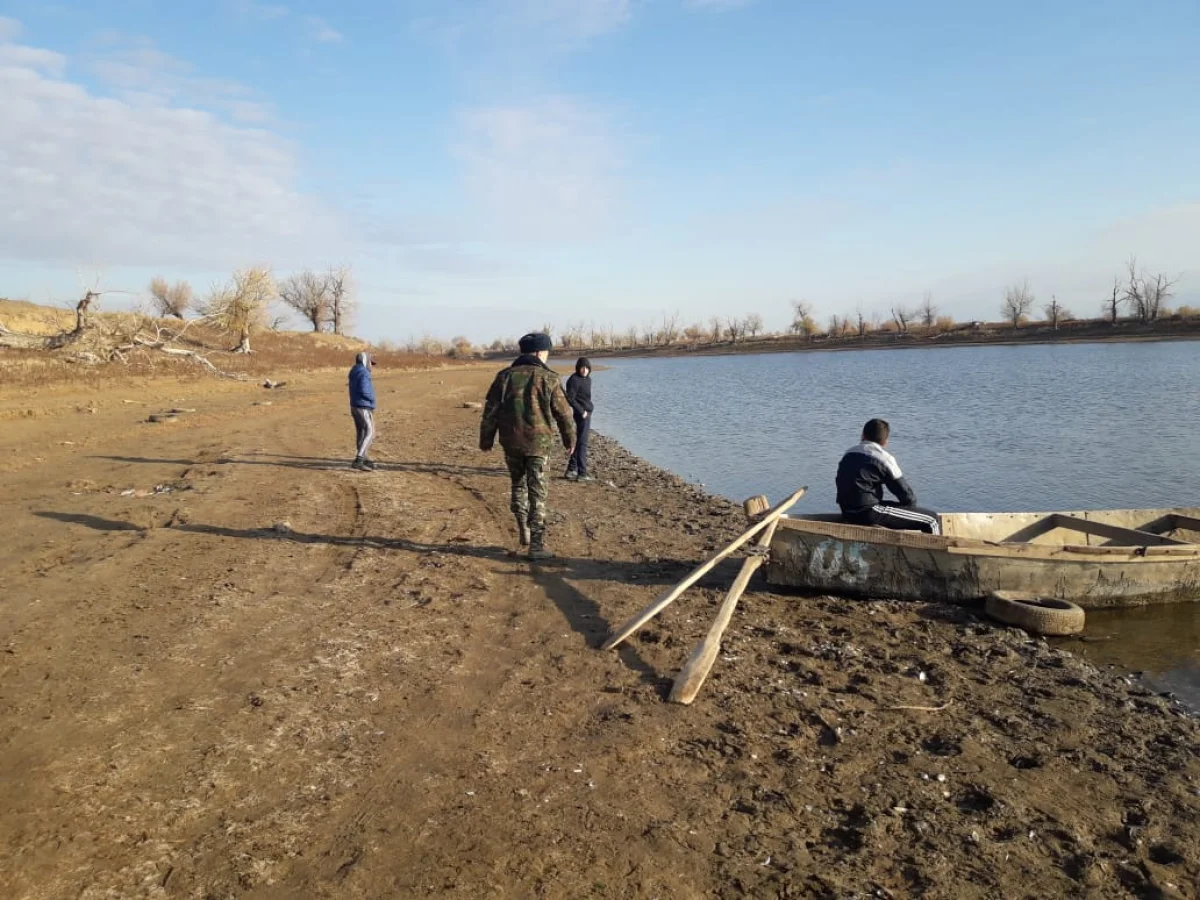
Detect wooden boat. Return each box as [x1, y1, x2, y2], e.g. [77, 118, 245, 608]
[765, 508, 1200, 608]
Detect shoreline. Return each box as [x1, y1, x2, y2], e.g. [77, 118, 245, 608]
[2, 367, 1197, 897]
[537, 323, 1200, 362]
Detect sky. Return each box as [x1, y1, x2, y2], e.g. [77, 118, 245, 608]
[1, 0, 1198, 342]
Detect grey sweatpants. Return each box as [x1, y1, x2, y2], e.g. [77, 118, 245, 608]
[351, 407, 375, 459]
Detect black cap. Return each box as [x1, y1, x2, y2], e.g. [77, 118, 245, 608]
[518, 332, 553, 353]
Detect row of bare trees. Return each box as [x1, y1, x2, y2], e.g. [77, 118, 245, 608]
[145, 266, 356, 353]
[1001, 258, 1178, 329]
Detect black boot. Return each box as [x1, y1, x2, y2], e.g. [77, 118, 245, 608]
[527, 530, 553, 560]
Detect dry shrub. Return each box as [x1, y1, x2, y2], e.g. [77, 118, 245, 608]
[202, 267, 276, 353]
[0, 299, 446, 389]
[148, 277, 193, 319]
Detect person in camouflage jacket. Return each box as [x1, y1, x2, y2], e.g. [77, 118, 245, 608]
[480, 333, 575, 559]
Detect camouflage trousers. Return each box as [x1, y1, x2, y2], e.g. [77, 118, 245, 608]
[505, 453, 548, 535]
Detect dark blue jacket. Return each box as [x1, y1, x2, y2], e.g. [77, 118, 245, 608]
[348, 353, 376, 409]
[836, 441, 916, 514]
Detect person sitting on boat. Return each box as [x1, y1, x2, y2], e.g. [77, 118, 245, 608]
[836, 418, 941, 535]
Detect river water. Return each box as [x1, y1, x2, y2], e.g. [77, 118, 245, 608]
[591, 341, 1200, 706]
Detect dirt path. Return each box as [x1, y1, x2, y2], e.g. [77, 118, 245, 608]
[2, 368, 1198, 899]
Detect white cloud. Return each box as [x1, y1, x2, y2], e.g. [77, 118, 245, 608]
[0, 23, 350, 270]
[518, 0, 632, 44]
[230, 2, 345, 44]
[0, 40, 67, 75]
[0, 15, 24, 42]
[421, 0, 631, 61]
[455, 96, 627, 242]
[303, 15, 345, 44]
[83, 34, 276, 124]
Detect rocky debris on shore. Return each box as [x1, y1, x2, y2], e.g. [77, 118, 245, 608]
[581, 431, 1200, 898]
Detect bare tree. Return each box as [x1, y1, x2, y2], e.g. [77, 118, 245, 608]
[326, 265, 354, 336]
[683, 323, 705, 344]
[278, 270, 330, 332]
[449, 335, 474, 358]
[919, 292, 937, 328]
[1043, 295, 1065, 330]
[891, 305, 914, 334]
[417, 335, 445, 355]
[1001, 279, 1034, 328]
[1121, 256, 1177, 323]
[660, 311, 681, 346]
[203, 267, 277, 353]
[148, 277, 193, 320]
[709, 316, 723, 343]
[789, 301, 815, 337]
[624, 325, 639, 348]
[744, 313, 764, 338]
[1104, 276, 1122, 324]
[1143, 271, 1176, 320]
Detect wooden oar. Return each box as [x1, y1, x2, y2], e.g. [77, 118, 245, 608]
[602, 486, 806, 651]
[669, 496, 776, 704]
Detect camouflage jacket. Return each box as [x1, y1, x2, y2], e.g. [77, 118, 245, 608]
[480, 356, 575, 457]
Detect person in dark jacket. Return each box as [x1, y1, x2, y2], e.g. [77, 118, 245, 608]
[564, 357, 594, 481]
[348, 351, 377, 470]
[835, 418, 940, 534]
[480, 333, 575, 559]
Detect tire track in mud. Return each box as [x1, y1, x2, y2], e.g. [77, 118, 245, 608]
[1, 408, 379, 899]
[269, 462, 536, 897]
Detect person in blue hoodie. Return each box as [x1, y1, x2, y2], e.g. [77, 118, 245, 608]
[348, 351, 377, 470]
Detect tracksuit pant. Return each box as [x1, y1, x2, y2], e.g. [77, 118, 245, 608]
[351, 407, 375, 460]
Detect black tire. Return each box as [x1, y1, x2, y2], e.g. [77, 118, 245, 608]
[985, 591, 1085, 636]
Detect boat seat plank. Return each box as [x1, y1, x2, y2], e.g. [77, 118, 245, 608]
[1170, 514, 1200, 533]
[1051, 514, 1187, 546]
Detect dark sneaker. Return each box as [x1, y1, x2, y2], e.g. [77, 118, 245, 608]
[564, 471, 578, 481]
[361, 459, 377, 471]
[576, 474, 595, 483]
[351, 457, 365, 470]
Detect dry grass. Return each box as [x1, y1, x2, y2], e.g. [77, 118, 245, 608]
[0, 298, 447, 388]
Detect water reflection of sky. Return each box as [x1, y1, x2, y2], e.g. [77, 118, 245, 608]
[1063, 603, 1200, 710]
[595, 341, 1200, 513]
[593, 341, 1200, 706]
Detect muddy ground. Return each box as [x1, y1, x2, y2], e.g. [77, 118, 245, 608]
[1, 366, 1198, 900]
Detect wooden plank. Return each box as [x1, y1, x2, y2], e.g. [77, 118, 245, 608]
[669, 498, 776, 705]
[1170, 514, 1200, 533]
[1051, 514, 1187, 546]
[602, 486, 807, 651]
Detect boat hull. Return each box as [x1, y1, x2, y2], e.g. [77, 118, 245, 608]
[765, 517, 1200, 608]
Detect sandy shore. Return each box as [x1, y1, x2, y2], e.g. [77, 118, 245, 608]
[1, 365, 1197, 899]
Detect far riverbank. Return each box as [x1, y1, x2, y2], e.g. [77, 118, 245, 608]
[504, 316, 1200, 362]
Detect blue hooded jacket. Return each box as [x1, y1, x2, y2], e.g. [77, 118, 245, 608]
[348, 351, 376, 409]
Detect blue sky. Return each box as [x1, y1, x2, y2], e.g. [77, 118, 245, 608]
[1, 0, 1198, 342]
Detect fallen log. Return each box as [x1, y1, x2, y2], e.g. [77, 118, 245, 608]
[0, 291, 97, 350]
